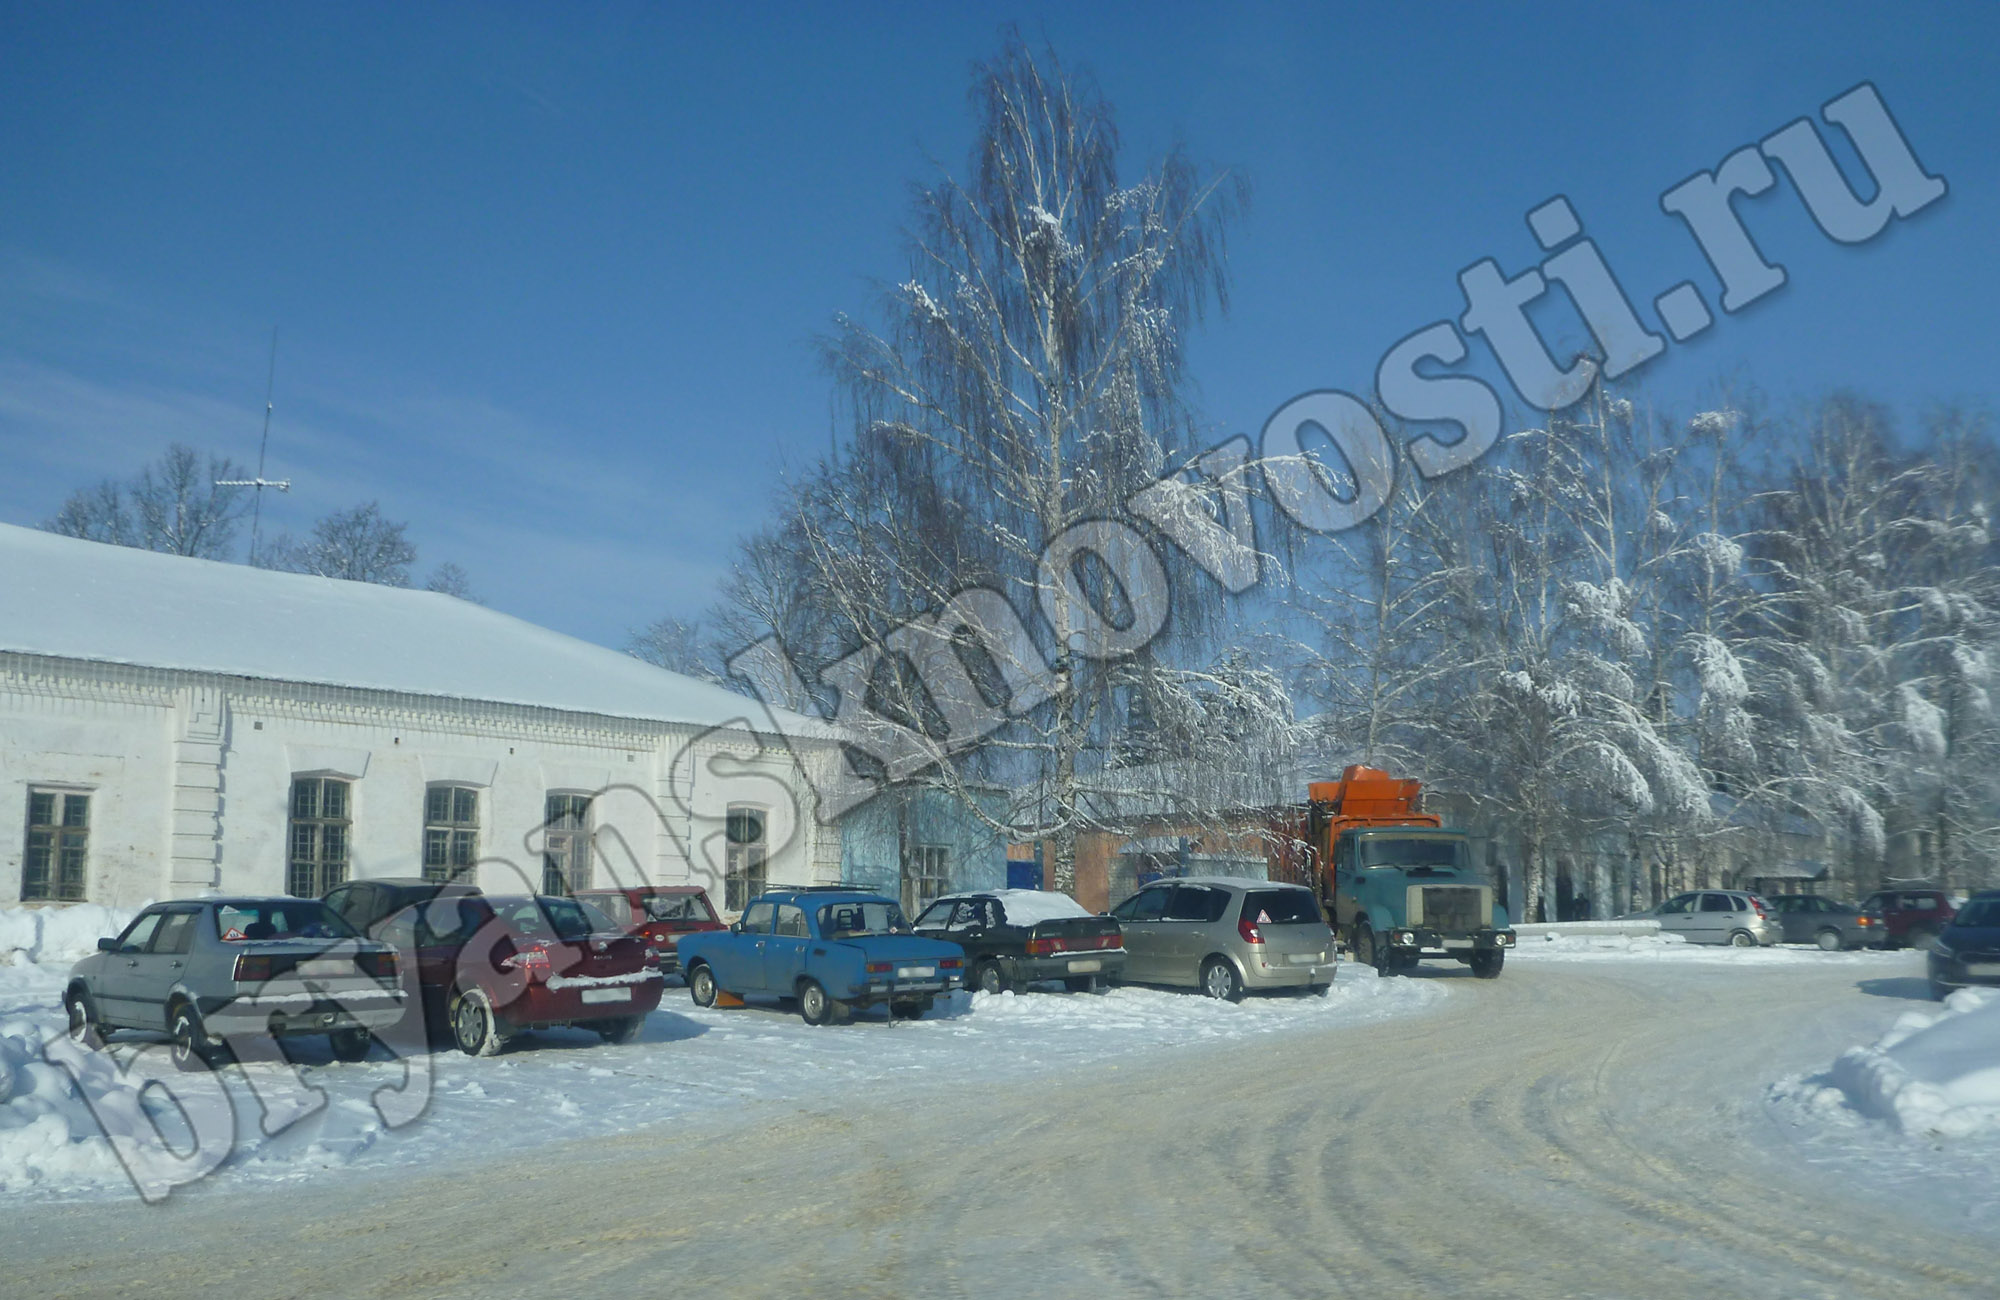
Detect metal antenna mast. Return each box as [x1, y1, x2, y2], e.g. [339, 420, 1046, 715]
[216, 326, 292, 564]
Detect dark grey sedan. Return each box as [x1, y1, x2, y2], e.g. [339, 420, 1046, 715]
[63, 897, 406, 1069]
[1763, 894, 1880, 950]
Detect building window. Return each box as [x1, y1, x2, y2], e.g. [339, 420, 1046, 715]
[542, 793, 593, 895]
[423, 785, 480, 883]
[724, 805, 767, 911]
[21, 789, 89, 902]
[901, 843, 949, 917]
[288, 777, 351, 898]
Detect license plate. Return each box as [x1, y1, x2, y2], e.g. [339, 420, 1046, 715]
[1066, 959, 1102, 973]
[580, 987, 631, 1004]
[299, 959, 352, 978]
[1966, 962, 2000, 977]
[1287, 953, 1320, 965]
[897, 966, 936, 979]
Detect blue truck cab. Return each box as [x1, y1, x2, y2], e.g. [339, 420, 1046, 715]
[677, 888, 966, 1024]
[1331, 827, 1515, 977]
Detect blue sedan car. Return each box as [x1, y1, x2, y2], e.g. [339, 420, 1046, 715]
[680, 889, 964, 1024]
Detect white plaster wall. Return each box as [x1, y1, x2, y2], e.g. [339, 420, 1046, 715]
[2, 658, 837, 909]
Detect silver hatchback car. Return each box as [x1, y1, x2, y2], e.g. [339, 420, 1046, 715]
[1626, 889, 1783, 946]
[1108, 876, 1337, 1000]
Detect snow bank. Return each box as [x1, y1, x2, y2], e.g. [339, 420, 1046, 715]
[1794, 989, 2000, 1138]
[0, 967, 139, 1194]
[1511, 929, 1908, 965]
[0, 904, 136, 966]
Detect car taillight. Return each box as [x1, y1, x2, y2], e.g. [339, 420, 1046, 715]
[1026, 937, 1058, 956]
[233, 953, 274, 982]
[1097, 934, 1122, 950]
[1857, 916, 1874, 926]
[503, 947, 553, 978]
[866, 961, 893, 974]
[1238, 919, 1265, 944]
[357, 951, 398, 979]
[939, 958, 962, 970]
[1751, 900, 1769, 918]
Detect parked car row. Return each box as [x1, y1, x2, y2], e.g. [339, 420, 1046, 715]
[64, 879, 666, 1067]
[61, 876, 1347, 1063]
[1619, 887, 1959, 950]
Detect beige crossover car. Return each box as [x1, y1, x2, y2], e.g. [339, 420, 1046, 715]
[1108, 876, 1337, 1000]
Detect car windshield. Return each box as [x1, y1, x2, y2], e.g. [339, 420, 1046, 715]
[214, 901, 356, 942]
[1241, 889, 1322, 925]
[577, 899, 625, 932]
[817, 900, 908, 938]
[644, 893, 715, 922]
[1955, 900, 2000, 928]
[489, 897, 597, 942]
[1359, 836, 1467, 873]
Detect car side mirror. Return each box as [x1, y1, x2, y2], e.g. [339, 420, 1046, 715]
[729, 921, 742, 934]
[96, 936, 117, 952]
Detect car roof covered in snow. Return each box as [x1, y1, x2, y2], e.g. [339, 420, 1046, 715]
[1136, 875, 1306, 893]
[927, 889, 1094, 925]
[0, 524, 823, 734]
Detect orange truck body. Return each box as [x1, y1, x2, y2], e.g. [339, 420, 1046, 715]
[1270, 764, 1441, 897]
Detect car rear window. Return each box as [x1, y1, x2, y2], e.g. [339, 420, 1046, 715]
[1240, 890, 1322, 925]
[818, 900, 908, 938]
[215, 901, 355, 942]
[643, 892, 715, 922]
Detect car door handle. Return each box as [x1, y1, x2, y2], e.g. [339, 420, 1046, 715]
[169, 961, 183, 970]
[124, 958, 139, 967]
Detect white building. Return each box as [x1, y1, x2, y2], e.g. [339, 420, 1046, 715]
[0, 524, 841, 912]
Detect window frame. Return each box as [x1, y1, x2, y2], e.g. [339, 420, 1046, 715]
[541, 792, 594, 896]
[287, 776, 352, 899]
[900, 843, 950, 918]
[422, 783, 482, 884]
[21, 786, 91, 903]
[723, 803, 768, 912]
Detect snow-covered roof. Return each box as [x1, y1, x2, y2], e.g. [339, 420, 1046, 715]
[0, 524, 822, 735]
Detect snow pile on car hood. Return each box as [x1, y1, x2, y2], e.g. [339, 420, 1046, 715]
[0, 904, 138, 966]
[1807, 988, 2000, 1138]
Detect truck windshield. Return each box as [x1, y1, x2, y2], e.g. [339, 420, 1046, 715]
[1359, 837, 1467, 872]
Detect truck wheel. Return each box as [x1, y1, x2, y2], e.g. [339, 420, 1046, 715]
[329, 1027, 372, 1062]
[1470, 949, 1504, 979]
[1200, 957, 1244, 1003]
[687, 963, 719, 1008]
[1814, 928, 1843, 952]
[1356, 925, 1394, 975]
[798, 979, 834, 1026]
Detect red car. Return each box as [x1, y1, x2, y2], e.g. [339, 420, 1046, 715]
[325, 879, 663, 1056]
[1857, 888, 1958, 950]
[573, 886, 724, 975]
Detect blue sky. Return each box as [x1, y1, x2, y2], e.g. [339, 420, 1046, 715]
[2, 2, 1993, 649]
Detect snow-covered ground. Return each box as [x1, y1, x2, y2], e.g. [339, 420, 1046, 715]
[1510, 928, 1919, 966]
[0, 904, 1443, 1203]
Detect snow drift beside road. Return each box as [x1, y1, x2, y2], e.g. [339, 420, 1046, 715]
[1783, 988, 2000, 1138]
[0, 904, 138, 966]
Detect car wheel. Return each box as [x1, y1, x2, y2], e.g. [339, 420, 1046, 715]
[798, 979, 834, 1026]
[1470, 949, 1504, 979]
[1728, 929, 1756, 948]
[974, 961, 1009, 996]
[1814, 928, 1843, 952]
[329, 1027, 372, 1062]
[450, 987, 506, 1057]
[596, 1016, 643, 1045]
[1200, 957, 1244, 1003]
[64, 990, 108, 1048]
[687, 963, 719, 1008]
[168, 1002, 221, 1072]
